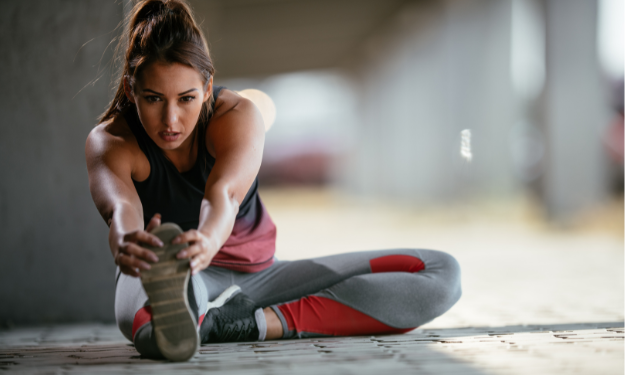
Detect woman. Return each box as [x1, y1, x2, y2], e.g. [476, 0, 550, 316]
[86, 0, 461, 362]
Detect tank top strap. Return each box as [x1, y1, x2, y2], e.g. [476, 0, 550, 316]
[196, 86, 225, 164]
[213, 86, 225, 102]
[205, 85, 224, 134]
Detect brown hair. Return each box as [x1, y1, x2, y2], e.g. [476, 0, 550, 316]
[100, 0, 215, 124]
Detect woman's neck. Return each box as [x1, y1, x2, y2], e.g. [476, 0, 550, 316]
[161, 128, 199, 173]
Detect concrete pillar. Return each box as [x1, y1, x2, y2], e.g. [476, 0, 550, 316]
[0, 0, 123, 324]
[541, 0, 610, 220]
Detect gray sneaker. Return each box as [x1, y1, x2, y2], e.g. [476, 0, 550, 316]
[140, 223, 198, 362]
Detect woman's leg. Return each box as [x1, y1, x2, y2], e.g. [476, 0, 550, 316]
[236, 249, 461, 339]
[117, 248, 461, 351]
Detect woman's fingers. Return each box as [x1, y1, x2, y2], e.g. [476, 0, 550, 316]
[174, 230, 200, 259]
[170, 230, 214, 274]
[190, 252, 211, 275]
[176, 242, 202, 259]
[122, 242, 159, 263]
[117, 249, 152, 271]
[145, 213, 162, 233]
[190, 257, 202, 275]
[172, 229, 199, 245]
[124, 230, 163, 248]
[115, 220, 165, 277]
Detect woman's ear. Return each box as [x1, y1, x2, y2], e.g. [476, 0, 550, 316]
[203, 76, 213, 103]
[123, 77, 136, 104]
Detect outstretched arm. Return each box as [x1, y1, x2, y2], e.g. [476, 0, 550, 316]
[173, 91, 265, 275]
[85, 124, 163, 277]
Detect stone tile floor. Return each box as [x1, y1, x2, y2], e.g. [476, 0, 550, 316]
[1, 190, 623, 374]
[0, 323, 622, 374]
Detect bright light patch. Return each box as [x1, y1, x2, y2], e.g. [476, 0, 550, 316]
[597, 0, 624, 79]
[237, 89, 277, 131]
[460, 129, 472, 162]
[510, 0, 545, 101]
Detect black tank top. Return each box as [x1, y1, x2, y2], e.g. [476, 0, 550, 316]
[123, 87, 259, 231]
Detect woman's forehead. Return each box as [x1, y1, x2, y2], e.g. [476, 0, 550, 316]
[138, 62, 204, 92]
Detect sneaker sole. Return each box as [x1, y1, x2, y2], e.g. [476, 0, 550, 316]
[140, 223, 199, 362]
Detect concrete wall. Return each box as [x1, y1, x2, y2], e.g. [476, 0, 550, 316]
[0, 0, 123, 324]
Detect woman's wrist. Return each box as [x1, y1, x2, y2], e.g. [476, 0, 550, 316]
[197, 197, 237, 248]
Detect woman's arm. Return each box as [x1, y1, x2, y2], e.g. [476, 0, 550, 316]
[173, 92, 265, 275]
[85, 122, 163, 277]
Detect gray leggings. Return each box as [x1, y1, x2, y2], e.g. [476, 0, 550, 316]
[116, 249, 461, 355]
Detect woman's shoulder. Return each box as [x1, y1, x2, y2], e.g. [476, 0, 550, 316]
[212, 88, 257, 120]
[204, 88, 264, 157]
[86, 114, 141, 162]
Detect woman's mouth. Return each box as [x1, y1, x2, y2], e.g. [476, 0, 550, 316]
[158, 131, 180, 142]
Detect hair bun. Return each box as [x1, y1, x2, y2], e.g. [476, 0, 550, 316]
[132, 0, 188, 28]
[134, 0, 166, 23]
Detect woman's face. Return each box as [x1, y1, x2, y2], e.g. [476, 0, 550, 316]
[125, 62, 212, 151]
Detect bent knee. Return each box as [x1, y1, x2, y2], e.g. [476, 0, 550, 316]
[418, 249, 462, 305]
[437, 251, 461, 278]
[416, 249, 460, 276]
[435, 251, 462, 306]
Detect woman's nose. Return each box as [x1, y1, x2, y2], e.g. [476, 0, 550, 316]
[162, 102, 178, 127]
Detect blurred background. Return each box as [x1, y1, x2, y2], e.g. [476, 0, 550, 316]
[0, 0, 622, 326]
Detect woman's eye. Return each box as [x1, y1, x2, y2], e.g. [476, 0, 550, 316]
[145, 96, 161, 103]
[180, 96, 195, 102]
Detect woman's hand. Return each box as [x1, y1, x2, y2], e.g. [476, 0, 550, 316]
[173, 229, 219, 275]
[114, 214, 163, 277]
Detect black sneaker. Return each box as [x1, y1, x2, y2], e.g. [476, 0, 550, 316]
[200, 292, 260, 343]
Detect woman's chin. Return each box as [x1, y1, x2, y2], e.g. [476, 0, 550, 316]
[152, 137, 184, 150]
[158, 142, 182, 151]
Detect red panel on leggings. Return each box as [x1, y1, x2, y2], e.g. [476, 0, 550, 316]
[132, 306, 152, 340]
[369, 255, 425, 273]
[278, 296, 413, 336]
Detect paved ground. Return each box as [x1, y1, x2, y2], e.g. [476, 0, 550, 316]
[1, 322, 622, 374]
[1, 189, 623, 374]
